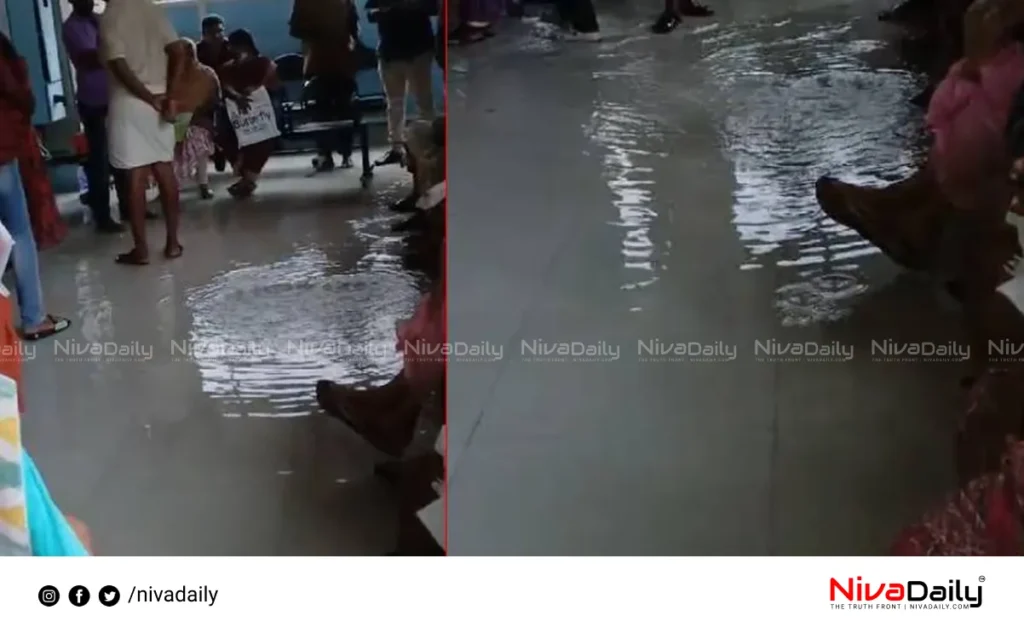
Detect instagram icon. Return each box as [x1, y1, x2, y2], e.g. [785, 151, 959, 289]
[38, 585, 60, 607]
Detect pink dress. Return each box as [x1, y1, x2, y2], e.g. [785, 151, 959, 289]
[173, 126, 215, 184]
[173, 65, 219, 185]
[396, 244, 446, 392]
[396, 290, 446, 392]
[927, 43, 1024, 210]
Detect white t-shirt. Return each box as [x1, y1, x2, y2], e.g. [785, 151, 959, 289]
[99, 0, 178, 95]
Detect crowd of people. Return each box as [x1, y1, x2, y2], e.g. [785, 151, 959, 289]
[816, 0, 1024, 555]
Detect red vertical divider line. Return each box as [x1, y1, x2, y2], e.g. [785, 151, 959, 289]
[442, 0, 450, 556]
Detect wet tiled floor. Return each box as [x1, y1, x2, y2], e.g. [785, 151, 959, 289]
[447, 0, 966, 554]
[23, 155, 421, 555]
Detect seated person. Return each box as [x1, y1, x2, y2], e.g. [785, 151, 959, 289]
[391, 118, 444, 220]
[396, 118, 445, 279]
[816, 33, 1024, 280]
[316, 240, 446, 458]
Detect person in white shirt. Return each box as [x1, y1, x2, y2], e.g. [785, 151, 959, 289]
[100, 0, 188, 265]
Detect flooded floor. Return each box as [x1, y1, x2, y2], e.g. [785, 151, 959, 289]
[22, 155, 422, 555]
[448, 0, 968, 554]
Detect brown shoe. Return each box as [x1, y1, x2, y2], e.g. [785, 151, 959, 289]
[316, 379, 421, 457]
[815, 176, 936, 270]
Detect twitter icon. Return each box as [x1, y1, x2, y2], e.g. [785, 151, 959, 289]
[99, 585, 120, 607]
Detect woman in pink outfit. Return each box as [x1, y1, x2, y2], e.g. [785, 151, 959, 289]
[315, 247, 445, 457]
[816, 12, 1024, 274]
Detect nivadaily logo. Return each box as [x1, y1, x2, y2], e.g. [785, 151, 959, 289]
[830, 576, 983, 610]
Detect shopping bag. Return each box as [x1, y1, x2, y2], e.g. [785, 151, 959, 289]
[224, 86, 281, 148]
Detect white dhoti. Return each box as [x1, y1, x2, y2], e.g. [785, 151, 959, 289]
[108, 91, 175, 170]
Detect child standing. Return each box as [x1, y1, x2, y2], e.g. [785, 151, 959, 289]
[174, 39, 220, 199]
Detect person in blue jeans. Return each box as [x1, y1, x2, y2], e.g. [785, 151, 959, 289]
[0, 162, 71, 340]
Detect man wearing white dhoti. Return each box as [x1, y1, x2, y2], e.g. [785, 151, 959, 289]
[100, 0, 188, 265]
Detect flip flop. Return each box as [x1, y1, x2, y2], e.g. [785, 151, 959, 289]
[22, 314, 71, 341]
[165, 244, 184, 260]
[115, 250, 149, 266]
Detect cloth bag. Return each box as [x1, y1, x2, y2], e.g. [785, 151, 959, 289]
[927, 44, 1024, 211]
[224, 86, 281, 148]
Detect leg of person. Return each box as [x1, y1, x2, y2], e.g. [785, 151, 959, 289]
[554, 0, 574, 29]
[409, 52, 436, 121]
[815, 168, 949, 271]
[335, 77, 356, 169]
[229, 140, 274, 199]
[150, 161, 183, 259]
[315, 373, 422, 457]
[678, 0, 714, 16]
[652, 0, 683, 34]
[379, 59, 410, 165]
[79, 105, 123, 233]
[0, 161, 69, 339]
[114, 168, 152, 265]
[566, 0, 601, 38]
[196, 153, 212, 199]
[310, 78, 336, 172]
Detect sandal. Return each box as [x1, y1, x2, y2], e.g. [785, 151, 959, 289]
[22, 314, 71, 341]
[164, 244, 184, 260]
[115, 249, 150, 266]
[228, 180, 257, 200]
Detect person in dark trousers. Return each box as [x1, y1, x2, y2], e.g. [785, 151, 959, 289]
[555, 0, 601, 40]
[196, 14, 234, 173]
[368, 0, 437, 167]
[62, 0, 126, 233]
[303, 1, 360, 172]
[651, 0, 714, 34]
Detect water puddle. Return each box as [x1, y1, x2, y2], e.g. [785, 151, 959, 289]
[185, 216, 420, 418]
[581, 7, 927, 322]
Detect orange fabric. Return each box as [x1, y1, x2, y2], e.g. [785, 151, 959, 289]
[0, 295, 23, 412]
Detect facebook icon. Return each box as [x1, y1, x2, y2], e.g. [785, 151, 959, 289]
[69, 586, 90, 607]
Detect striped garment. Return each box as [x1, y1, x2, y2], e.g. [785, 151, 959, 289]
[0, 373, 29, 556]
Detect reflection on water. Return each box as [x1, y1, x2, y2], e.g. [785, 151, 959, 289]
[587, 101, 664, 294]
[186, 215, 420, 418]
[579, 8, 925, 322]
[710, 18, 922, 266]
[705, 15, 925, 322]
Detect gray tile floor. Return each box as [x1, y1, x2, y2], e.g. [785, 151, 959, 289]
[25, 155, 420, 555]
[447, 0, 966, 554]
